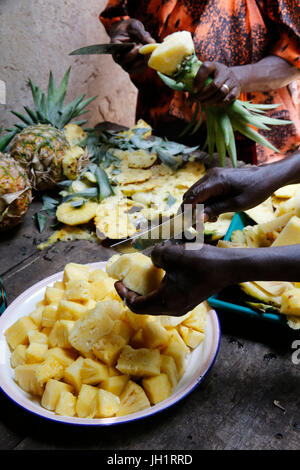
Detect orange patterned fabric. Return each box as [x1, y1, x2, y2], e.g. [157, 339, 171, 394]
[100, 0, 300, 164]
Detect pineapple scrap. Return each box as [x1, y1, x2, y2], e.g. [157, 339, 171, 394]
[56, 201, 98, 226]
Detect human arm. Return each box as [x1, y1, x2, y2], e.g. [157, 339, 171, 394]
[115, 243, 300, 315]
[182, 150, 300, 221]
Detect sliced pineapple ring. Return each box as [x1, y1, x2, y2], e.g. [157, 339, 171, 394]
[56, 201, 98, 226]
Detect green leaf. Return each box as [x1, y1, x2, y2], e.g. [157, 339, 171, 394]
[180, 101, 200, 137]
[157, 72, 186, 91]
[41, 195, 59, 211]
[130, 134, 154, 150]
[70, 200, 85, 208]
[34, 212, 48, 233]
[95, 167, 114, 201]
[62, 188, 98, 202]
[214, 118, 226, 167]
[156, 148, 182, 170]
[231, 118, 279, 153]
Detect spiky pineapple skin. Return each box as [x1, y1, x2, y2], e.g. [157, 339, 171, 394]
[10, 124, 70, 190]
[0, 153, 32, 231]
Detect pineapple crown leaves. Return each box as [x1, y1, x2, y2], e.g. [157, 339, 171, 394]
[5, 68, 97, 138]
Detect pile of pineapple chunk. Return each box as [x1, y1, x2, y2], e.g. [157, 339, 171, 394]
[5, 254, 209, 419]
[218, 183, 300, 328]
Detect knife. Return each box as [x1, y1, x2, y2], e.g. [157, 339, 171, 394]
[70, 43, 136, 56]
[110, 208, 204, 251]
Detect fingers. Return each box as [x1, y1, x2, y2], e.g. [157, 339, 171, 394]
[151, 244, 185, 270]
[194, 61, 241, 105]
[128, 20, 155, 44]
[115, 280, 168, 315]
[182, 170, 225, 207]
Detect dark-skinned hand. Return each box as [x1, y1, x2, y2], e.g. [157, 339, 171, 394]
[193, 61, 241, 105]
[115, 244, 233, 316]
[109, 19, 155, 75]
[182, 165, 280, 222]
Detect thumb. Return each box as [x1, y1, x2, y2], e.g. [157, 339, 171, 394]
[204, 197, 238, 220]
[129, 21, 155, 44]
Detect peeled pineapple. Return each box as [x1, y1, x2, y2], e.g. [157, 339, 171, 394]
[96, 389, 120, 418]
[15, 364, 44, 396]
[64, 124, 87, 147]
[41, 379, 73, 411]
[6, 258, 208, 420]
[117, 380, 150, 417]
[140, 31, 195, 76]
[142, 373, 172, 405]
[116, 345, 161, 377]
[69, 301, 116, 356]
[56, 201, 98, 226]
[106, 253, 164, 295]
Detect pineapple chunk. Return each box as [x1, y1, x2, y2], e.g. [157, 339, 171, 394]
[96, 389, 120, 418]
[44, 287, 64, 304]
[130, 329, 145, 348]
[178, 325, 205, 349]
[281, 289, 300, 316]
[76, 384, 98, 418]
[89, 269, 108, 283]
[100, 375, 129, 396]
[142, 373, 172, 405]
[41, 304, 58, 328]
[106, 253, 164, 296]
[26, 343, 48, 363]
[46, 347, 76, 367]
[62, 146, 87, 181]
[10, 345, 27, 368]
[69, 301, 116, 356]
[57, 201, 98, 226]
[92, 334, 126, 366]
[64, 280, 91, 303]
[55, 390, 77, 417]
[5, 317, 37, 349]
[163, 330, 189, 376]
[147, 31, 195, 76]
[108, 366, 121, 377]
[48, 320, 74, 348]
[81, 358, 108, 385]
[90, 278, 116, 302]
[143, 321, 169, 349]
[63, 263, 90, 283]
[116, 380, 150, 417]
[41, 379, 73, 411]
[113, 320, 134, 343]
[272, 216, 300, 246]
[28, 330, 48, 345]
[58, 300, 88, 320]
[124, 310, 154, 331]
[53, 281, 65, 290]
[182, 302, 208, 333]
[160, 354, 178, 390]
[36, 357, 65, 386]
[64, 356, 84, 393]
[15, 364, 44, 396]
[116, 345, 160, 377]
[29, 304, 44, 328]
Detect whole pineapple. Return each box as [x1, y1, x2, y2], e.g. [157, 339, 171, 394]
[2, 68, 95, 190]
[0, 153, 32, 231]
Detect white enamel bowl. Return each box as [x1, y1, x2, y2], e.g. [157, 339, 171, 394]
[0, 262, 221, 426]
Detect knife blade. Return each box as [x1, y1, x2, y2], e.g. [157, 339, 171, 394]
[110, 208, 203, 251]
[70, 43, 136, 56]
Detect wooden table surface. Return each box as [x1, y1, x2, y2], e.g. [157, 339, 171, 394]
[1, 197, 300, 451]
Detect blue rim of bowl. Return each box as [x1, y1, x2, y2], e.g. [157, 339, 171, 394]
[0, 313, 221, 427]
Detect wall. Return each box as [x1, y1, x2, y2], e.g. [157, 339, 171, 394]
[0, 0, 137, 130]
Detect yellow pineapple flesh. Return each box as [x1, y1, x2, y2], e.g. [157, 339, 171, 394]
[116, 380, 150, 417]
